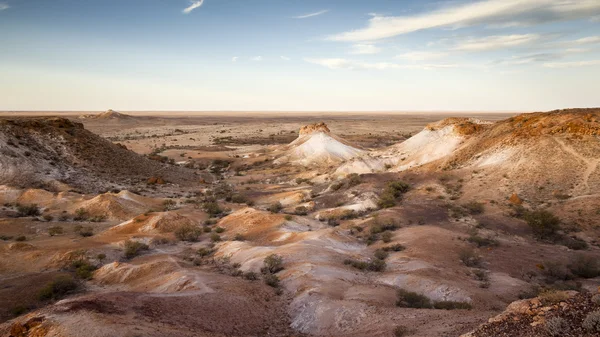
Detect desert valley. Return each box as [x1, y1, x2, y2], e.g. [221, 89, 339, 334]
[0, 109, 599, 337]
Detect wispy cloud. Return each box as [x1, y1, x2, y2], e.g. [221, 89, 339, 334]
[452, 34, 540, 51]
[232, 57, 238, 62]
[543, 60, 600, 68]
[251, 56, 263, 61]
[280, 56, 291, 61]
[327, 0, 600, 42]
[304, 58, 458, 71]
[396, 51, 447, 61]
[0, 3, 9, 11]
[293, 9, 328, 19]
[350, 44, 382, 55]
[183, 0, 204, 14]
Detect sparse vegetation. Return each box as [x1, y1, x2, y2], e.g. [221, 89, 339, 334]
[71, 260, 97, 280]
[462, 201, 485, 215]
[124, 240, 149, 259]
[263, 273, 280, 288]
[545, 317, 569, 336]
[174, 223, 202, 242]
[210, 233, 221, 242]
[396, 289, 432, 308]
[378, 181, 410, 208]
[268, 202, 283, 213]
[525, 210, 561, 240]
[583, 311, 600, 333]
[459, 248, 482, 268]
[262, 254, 284, 274]
[17, 204, 41, 217]
[38, 275, 79, 301]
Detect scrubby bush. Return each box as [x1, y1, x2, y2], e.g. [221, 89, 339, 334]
[74, 208, 88, 221]
[367, 258, 386, 272]
[284, 214, 293, 221]
[210, 233, 221, 242]
[525, 210, 561, 240]
[71, 260, 97, 280]
[124, 240, 149, 259]
[433, 301, 472, 310]
[543, 261, 573, 283]
[381, 231, 393, 243]
[38, 275, 79, 301]
[294, 206, 308, 215]
[230, 194, 248, 204]
[383, 244, 405, 252]
[15, 235, 27, 242]
[561, 236, 588, 250]
[462, 201, 485, 215]
[174, 223, 202, 242]
[243, 271, 258, 281]
[264, 273, 280, 288]
[568, 254, 600, 278]
[96, 253, 106, 261]
[545, 317, 569, 336]
[378, 181, 410, 208]
[234, 233, 245, 241]
[396, 289, 432, 308]
[214, 226, 225, 233]
[374, 249, 389, 260]
[78, 226, 94, 237]
[346, 173, 361, 187]
[394, 325, 410, 337]
[539, 290, 571, 305]
[203, 226, 212, 233]
[17, 204, 41, 217]
[196, 247, 213, 257]
[459, 248, 482, 268]
[268, 202, 283, 213]
[583, 311, 600, 333]
[262, 254, 284, 274]
[203, 202, 223, 216]
[10, 305, 28, 317]
[467, 235, 499, 247]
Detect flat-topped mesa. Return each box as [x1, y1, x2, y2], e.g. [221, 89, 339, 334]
[299, 122, 330, 136]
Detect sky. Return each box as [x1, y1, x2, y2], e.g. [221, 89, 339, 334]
[1, 0, 599, 111]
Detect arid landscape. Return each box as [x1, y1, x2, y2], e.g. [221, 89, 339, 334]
[0, 109, 599, 337]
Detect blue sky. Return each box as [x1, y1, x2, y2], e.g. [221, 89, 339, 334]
[1, 0, 599, 111]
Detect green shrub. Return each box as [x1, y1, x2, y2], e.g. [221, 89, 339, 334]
[203, 202, 223, 216]
[210, 233, 221, 242]
[347, 173, 361, 187]
[284, 214, 293, 221]
[124, 240, 149, 259]
[367, 258, 386, 272]
[214, 226, 225, 233]
[459, 248, 482, 268]
[344, 259, 368, 270]
[243, 271, 258, 281]
[268, 202, 283, 213]
[71, 260, 97, 280]
[38, 275, 79, 301]
[374, 249, 389, 260]
[96, 253, 106, 261]
[396, 289, 432, 308]
[525, 210, 561, 240]
[378, 181, 410, 208]
[262, 254, 284, 274]
[203, 226, 212, 233]
[48, 226, 64, 236]
[230, 194, 248, 204]
[74, 208, 88, 221]
[174, 223, 202, 242]
[264, 273, 280, 288]
[196, 247, 213, 257]
[17, 204, 41, 217]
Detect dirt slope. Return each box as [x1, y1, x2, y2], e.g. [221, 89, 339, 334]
[0, 117, 198, 193]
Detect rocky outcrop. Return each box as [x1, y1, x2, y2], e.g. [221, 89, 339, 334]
[299, 122, 330, 136]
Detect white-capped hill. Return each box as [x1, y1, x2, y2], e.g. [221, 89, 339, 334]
[275, 122, 364, 166]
